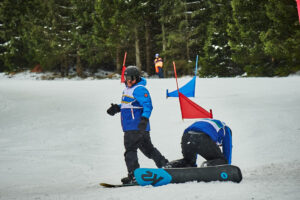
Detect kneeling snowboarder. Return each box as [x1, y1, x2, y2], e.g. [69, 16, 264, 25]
[166, 119, 232, 168]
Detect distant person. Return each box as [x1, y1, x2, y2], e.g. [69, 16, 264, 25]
[154, 53, 164, 78]
[107, 66, 168, 184]
[165, 119, 232, 168]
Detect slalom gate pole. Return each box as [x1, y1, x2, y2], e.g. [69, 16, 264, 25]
[210, 109, 213, 119]
[173, 61, 184, 121]
[123, 52, 127, 67]
[297, 0, 300, 24]
[173, 61, 179, 92]
[195, 55, 198, 76]
[121, 52, 127, 83]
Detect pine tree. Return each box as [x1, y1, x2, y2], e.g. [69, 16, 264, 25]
[142, 1, 159, 75]
[0, 0, 34, 71]
[94, 0, 131, 73]
[158, 0, 193, 76]
[200, 0, 241, 77]
[128, 0, 160, 74]
[260, 0, 300, 76]
[69, 0, 97, 77]
[45, 0, 75, 76]
[188, 0, 212, 60]
[123, 0, 147, 71]
[229, 0, 272, 76]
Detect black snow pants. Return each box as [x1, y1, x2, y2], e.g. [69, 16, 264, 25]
[124, 130, 168, 174]
[181, 131, 228, 166]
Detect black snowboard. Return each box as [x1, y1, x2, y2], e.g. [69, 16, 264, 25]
[100, 182, 138, 188]
[134, 164, 242, 186]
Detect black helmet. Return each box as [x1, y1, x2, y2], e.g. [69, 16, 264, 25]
[124, 66, 141, 82]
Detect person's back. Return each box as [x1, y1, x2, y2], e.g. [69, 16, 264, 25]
[165, 119, 232, 168]
[184, 119, 232, 164]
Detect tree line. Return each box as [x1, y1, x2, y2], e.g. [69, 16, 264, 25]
[0, 0, 299, 77]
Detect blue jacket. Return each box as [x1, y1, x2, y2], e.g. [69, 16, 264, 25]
[120, 78, 153, 132]
[184, 119, 232, 164]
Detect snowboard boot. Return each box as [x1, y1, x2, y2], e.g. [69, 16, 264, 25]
[200, 161, 208, 167]
[121, 172, 137, 184]
[164, 159, 197, 168]
[201, 159, 227, 167]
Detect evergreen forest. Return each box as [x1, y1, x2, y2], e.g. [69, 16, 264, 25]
[1, 0, 300, 77]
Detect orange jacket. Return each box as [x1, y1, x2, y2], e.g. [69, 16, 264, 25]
[154, 57, 163, 73]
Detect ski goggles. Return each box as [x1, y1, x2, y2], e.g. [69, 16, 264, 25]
[125, 75, 135, 81]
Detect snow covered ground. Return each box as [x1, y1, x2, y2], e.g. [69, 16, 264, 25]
[0, 73, 300, 200]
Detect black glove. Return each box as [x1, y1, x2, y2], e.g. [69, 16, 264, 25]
[138, 117, 149, 131]
[107, 103, 120, 116]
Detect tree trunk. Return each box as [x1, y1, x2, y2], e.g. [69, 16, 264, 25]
[76, 49, 83, 77]
[116, 45, 121, 73]
[134, 25, 142, 70]
[161, 22, 167, 77]
[60, 56, 69, 77]
[184, 1, 190, 61]
[145, 21, 151, 75]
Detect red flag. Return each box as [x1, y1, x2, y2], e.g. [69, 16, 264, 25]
[121, 65, 126, 83]
[121, 52, 127, 83]
[172, 61, 213, 119]
[297, 0, 300, 24]
[179, 92, 213, 119]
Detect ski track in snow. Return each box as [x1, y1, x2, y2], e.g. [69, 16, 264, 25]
[0, 76, 300, 200]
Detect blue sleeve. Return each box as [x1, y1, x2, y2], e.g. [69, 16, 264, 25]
[222, 126, 232, 164]
[133, 86, 153, 118]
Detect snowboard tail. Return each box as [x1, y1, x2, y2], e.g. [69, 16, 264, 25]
[134, 164, 242, 187]
[100, 182, 138, 188]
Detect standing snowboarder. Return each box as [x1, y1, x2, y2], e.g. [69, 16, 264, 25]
[107, 66, 168, 184]
[165, 119, 232, 168]
[154, 53, 164, 78]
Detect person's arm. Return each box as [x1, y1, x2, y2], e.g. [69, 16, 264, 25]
[222, 126, 232, 164]
[133, 86, 153, 118]
[106, 103, 120, 116]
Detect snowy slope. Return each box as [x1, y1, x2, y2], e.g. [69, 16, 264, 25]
[0, 76, 299, 200]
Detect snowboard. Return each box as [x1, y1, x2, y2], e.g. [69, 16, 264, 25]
[134, 164, 242, 187]
[100, 182, 138, 188]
